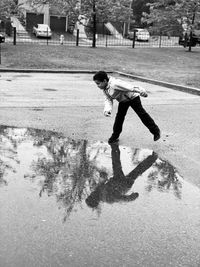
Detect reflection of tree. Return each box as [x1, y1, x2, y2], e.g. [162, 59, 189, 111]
[145, 159, 182, 199]
[0, 126, 110, 219]
[30, 136, 108, 221]
[128, 144, 182, 199]
[0, 126, 20, 186]
[86, 144, 158, 209]
[0, 159, 8, 186]
[0, 125, 28, 149]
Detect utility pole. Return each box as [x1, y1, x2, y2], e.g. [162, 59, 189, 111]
[128, 0, 133, 33]
[92, 0, 96, 48]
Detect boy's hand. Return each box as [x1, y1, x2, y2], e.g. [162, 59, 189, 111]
[140, 87, 148, 97]
[133, 86, 148, 97]
[140, 91, 148, 97]
[104, 111, 111, 117]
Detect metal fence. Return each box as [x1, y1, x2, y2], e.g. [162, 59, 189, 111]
[6, 28, 181, 48]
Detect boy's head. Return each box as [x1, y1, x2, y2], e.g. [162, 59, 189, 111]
[93, 71, 109, 90]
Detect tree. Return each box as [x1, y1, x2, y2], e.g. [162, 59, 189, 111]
[131, 0, 154, 27]
[143, 0, 200, 51]
[0, 0, 21, 18]
[28, 0, 78, 15]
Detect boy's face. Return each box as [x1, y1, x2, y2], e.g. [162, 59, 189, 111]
[94, 79, 108, 90]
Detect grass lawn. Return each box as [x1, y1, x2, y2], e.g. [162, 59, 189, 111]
[1, 43, 200, 89]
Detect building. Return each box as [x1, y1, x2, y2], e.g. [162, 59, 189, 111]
[18, 0, 68, 32]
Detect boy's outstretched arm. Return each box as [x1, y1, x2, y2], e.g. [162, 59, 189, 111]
[113, 79, 148, 97]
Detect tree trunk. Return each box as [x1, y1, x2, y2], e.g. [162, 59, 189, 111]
[188, 30, 192, 52]
[188, 6, 196, 52]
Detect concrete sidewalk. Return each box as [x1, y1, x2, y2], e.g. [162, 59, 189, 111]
[11, 16, 26, 31]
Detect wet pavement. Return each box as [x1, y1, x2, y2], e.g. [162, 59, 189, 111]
[1, 72, 200, 266]
[1, 126, 200, 267]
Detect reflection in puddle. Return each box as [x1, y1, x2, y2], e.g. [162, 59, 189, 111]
[1, 126, 200, 266]
[0, 125, 183, 219]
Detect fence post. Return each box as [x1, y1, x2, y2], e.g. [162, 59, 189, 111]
[159, 33, 162, 48]
[76, 29, 79, 46]
[132, 30, 136, 48]
[105, 34, 108, 47]
[184, 32, 188, 48]
[46, 27, 49, 45]
[13, 27, 16, 45]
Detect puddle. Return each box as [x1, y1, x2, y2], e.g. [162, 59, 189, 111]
[0, 125, 200, 267]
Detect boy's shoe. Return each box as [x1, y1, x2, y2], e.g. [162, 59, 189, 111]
[153, 130, 161, 141]
[108, 135, 119, 144]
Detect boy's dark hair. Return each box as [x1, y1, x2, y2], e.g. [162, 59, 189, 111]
[93, 71, 109, 82]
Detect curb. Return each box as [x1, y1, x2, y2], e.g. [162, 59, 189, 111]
[116, 71, 200, 96]
[0, 68, 100, 74]
[0, 68, 116, 75]
[0, 68, 200, 96]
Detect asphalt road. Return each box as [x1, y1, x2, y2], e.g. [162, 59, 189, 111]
[0, 72, 200, 267]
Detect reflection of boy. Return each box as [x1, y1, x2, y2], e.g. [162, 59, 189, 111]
[93, 71, 161, 144]
[86, 144, 158, 209]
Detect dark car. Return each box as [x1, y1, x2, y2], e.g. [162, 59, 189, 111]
[0, 32, 5, 43]
[179, 29, 200, 47]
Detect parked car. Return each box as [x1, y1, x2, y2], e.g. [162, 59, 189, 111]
[33, 24, 52, 38]
[0, 32, 5, 43]
[128, 28, 150, 42]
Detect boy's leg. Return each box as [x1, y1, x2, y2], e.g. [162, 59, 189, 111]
[108, 101, 129, 143]
[130, 96, 160, 140]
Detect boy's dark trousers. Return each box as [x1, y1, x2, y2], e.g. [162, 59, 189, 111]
[112, 96, 160, 138]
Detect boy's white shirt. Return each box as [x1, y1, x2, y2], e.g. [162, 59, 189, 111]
[103, 76, 147, 115]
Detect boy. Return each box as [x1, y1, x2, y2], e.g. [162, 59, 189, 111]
[93, 71, 161, 144]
